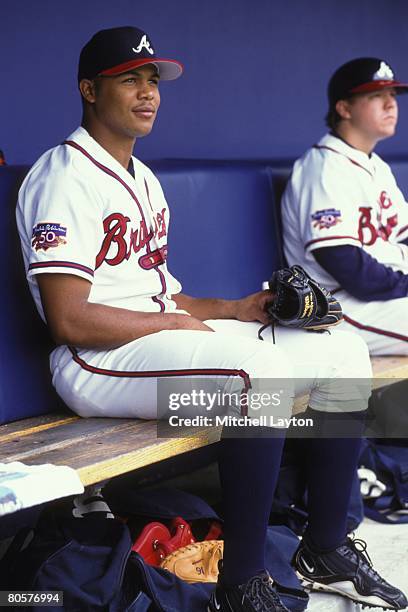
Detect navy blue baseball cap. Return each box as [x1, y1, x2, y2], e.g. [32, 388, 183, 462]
[78, 26, 183, 82]
[328, 57, 408, 107]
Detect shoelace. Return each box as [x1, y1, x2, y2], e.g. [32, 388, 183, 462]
[241, 573, 286, 611]
[257, 320, 276, 344]
[257, 317, 331, 343]
[345, 536, 386, 583]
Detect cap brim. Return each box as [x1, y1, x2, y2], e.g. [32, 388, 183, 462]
[351, 80, 408, 94]
[99, 57, 183, 81]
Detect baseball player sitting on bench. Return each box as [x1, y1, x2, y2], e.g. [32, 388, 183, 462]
[282, 57, 408, 355]
[16, 29, 407, 611]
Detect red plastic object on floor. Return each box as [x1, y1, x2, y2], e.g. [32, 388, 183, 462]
[132, 517, 196, 566]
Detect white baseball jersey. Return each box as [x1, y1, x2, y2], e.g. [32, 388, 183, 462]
[282, 132, 408, 291]
[16, 127, 182, 323]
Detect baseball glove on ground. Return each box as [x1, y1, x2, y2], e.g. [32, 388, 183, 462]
[266, 265, 343, 331]
[160, 540, 223, 583]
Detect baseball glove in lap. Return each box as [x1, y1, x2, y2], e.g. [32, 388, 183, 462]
[267, 265, 343, 331]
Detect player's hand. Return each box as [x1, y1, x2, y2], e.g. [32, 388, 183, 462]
[234, 290, 274, 325]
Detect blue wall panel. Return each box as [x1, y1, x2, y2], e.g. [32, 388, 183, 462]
[1, 0, 408, 165]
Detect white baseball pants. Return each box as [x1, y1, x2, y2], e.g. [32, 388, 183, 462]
[50, 320, 371, 420]
[336, 291, 408, 355]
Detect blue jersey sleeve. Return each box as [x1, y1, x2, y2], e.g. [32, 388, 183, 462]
[313, 245, 408, 301]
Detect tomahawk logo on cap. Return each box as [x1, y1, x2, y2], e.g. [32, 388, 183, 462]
[373, 61, 394, 81]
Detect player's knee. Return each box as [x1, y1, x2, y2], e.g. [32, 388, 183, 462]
[325, 330, 371, 378]
[309, 331, 371, 413]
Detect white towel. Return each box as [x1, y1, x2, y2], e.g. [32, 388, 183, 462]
[0, 461, 84, 517]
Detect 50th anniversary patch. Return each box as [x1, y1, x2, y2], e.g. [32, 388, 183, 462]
[32, 222, 67, 251]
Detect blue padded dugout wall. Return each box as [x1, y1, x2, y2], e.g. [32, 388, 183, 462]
[2, 0, 408, 165]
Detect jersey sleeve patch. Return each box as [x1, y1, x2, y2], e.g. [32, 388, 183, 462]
[31, 222, 67, 251]
[311, 208, 342, 229]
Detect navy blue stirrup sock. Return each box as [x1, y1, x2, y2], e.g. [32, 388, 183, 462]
[302, 408, 366, 551]
[218, 427, 285, 586]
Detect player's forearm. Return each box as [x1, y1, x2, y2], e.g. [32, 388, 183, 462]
[313, 245, 408, 300]
[174, 293, 239, 320]
[48, 302, 209, 350]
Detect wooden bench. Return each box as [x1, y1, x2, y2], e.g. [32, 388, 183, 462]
[371, 355, 408, 384]
[1, 355, 406, 489]
[0, 412, 222, 488]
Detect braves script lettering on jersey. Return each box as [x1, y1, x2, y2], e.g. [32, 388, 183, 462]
[282, 132, 408, 354]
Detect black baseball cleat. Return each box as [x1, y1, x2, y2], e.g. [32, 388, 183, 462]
[292, 535, 408, 610]
[207, 569, 290, 612]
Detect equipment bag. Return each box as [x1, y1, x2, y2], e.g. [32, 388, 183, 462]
[0, 509, 138, 612]
[358, 439, 408, 524]
[1, 489, 309, 612]
[127, 525, 308, 612]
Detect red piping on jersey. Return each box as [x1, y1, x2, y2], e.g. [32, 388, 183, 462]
[69, 346, 252, 416]
[343, 314, 408, 342]
[64, 140, 145, 218]
[313, 144, 373, 177]
[29, 261, 94, 277]
[396, 224, 408, 238]
[306, 235, 361, 249]
[63, 139, 166, 311]
[143, 178, 167, 309]
[144, 178, 154, 211]
[152, 294, 165, 312]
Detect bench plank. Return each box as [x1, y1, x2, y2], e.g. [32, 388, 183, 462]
[0, 414, 79, 443]
[371, 355, 408, 383]
[3, 416, 138, 460]
[0, 415, 221, 486]
[73, 428, 221, 486]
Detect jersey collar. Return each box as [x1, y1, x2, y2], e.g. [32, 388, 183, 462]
[65, 126, 138, 189]
[316, 132, 376, 175]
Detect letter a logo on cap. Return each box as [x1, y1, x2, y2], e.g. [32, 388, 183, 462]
[133, 34, 154, 55]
